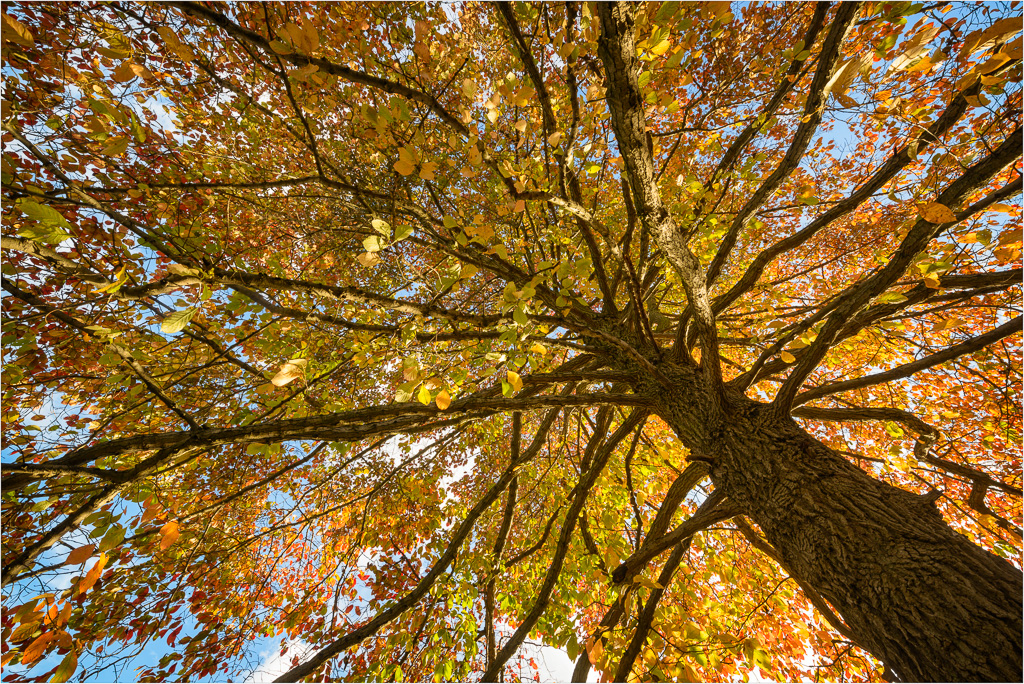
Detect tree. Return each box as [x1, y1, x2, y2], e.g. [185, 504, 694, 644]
[1, 1, 1021, 681]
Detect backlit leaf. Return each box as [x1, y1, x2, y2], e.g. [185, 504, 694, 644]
[160, 520, 180, 550]
[65, 545, 96, 566]
[435, 390, 451, 410]
[919, 202, 957, 224]
[271, 358, 307, 387]
[160, 307, 197, 334]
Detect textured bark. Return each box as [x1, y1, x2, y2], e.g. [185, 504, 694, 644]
[646, 370, 1023, 682]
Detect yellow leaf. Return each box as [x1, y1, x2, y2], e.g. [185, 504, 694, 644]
[271, 358, 307, 386]
[924, 276, 942, 289]
[988, 202, 1014, 213]
[507, 370, 523, 393]
[515, 120, 527, 133]
[2, 13, 34, 46]
[159, 520, 180, 550]
[435, 390, 451, 410]
[530, 343, 548, 356]
[919, 202, 957, 224]
[269, 39, 292, 54]
[416, 384, 431, 405]
[10, 620, 41, 642]
[650, 38, 671, 56]
[52, 650, 78, 683]
[101, 136, 129, 156]
[977, 52, 1011, 75]
[301, 20, 319, 52]
[394, 158, 417, 176]
[64, 544, 95, 566]
[781, 351, 796, 364]
[961, 16, 1022, 57]
[547, 131, 562, 146]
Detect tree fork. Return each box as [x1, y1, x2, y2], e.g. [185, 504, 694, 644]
[643, 367, 1023, 682]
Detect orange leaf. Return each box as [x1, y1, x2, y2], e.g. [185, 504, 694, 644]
[64, 544, 95, 566]
[918, 202, 957, 224]
[160, 520, 180, 550]
[21, 631, 55, 666]
[78, 553, 107, 595]
[435, 390, 452, 410]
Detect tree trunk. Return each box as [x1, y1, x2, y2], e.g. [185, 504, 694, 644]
[652, 382, 1022, 682]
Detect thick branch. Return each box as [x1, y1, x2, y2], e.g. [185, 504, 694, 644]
[793, 315, 1022, 405]
[597, 2, 724, 398]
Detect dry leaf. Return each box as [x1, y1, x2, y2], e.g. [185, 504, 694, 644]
[271, 358, 307, 387]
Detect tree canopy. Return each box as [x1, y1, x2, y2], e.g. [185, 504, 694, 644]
[1, 1, 1021, 682]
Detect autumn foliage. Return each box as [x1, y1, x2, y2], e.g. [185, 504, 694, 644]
[1, 2, 1021, 682]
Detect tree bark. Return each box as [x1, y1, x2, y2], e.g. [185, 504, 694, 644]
[648, 371, 1023, 682]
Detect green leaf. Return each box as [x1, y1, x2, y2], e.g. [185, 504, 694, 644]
[513, 306, 529, 326]
[393, 224, 414, 242]
[875, 292, 908, 304]
[52, 651, 78, 683]
[18, 200, 71, 228]
[98, 523, 125, 552]
[160, 307, 197, 334]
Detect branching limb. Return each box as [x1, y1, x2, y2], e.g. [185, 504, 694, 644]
[480, 409, 648, 682]
[596, 2, 725, 400]
[611, 488, 740, 584]
[613, 540, 689, 682]
[710, 72, 991, 318]
[705, 2, 858, 287]
[792, 315, 1022, 405]
[793, 405, 1021, 538]
[773, 128, 1022, 412]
